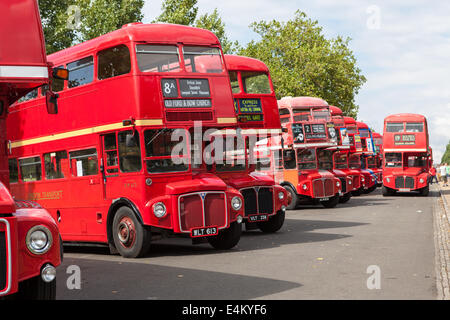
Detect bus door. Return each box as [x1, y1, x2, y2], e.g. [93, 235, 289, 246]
[282, 148, 298, 188]
[100, 130, 142, 201]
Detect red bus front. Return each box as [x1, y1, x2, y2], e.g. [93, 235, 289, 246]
[382, 114, 430, 196]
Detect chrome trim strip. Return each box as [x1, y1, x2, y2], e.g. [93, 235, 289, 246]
[0, 219, 12, 296]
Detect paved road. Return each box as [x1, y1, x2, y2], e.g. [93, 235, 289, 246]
[56, 187, 439, 300]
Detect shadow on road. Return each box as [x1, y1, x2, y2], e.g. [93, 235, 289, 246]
[57, 257, 301, 300]
[63, 216, 367, 258]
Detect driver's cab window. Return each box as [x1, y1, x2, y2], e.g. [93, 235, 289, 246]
[283, 149, 297, 169]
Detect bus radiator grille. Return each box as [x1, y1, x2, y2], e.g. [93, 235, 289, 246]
[405, 177, 415, 189]
[0, 229, 6, 292]
[339, 178, 347, 193]
[241, 189, 257, 216]
[257, 187, 274, 214]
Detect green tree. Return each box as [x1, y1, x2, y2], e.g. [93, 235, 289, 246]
[239, 10, 366, 118]
[153, 0, 198, 26]
[194, 9, 239, 54]
[154, 0, 238, 54]
[39, 0, 145, 54]
[441, 141, 450, 164]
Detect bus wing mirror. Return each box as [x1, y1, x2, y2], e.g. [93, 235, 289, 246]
[45, 91, 59, 114]
[53, 67, 69, 80]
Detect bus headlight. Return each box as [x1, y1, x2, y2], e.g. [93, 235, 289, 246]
[231, 196, 242, 211]
[26, 225, 53, 255]
[278, 191, 285, 200]
[302, 184, 308, 190]
[336, 181, 340, 187]
[361, 177, 365, 182]
[153, 202, 167, 218]
[386, 177, 391, 183]
[419, 178, 424, 183]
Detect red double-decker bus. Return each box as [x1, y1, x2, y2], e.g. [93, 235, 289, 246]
[7, 23, 247, 258]
[213, 55, 289, 232]
[1, 0, 64, 299]
[328, 106, 362, 202]
[255, 97, 341, 209]
[382, 113, 430, 196]
[368, 131, 383, 186]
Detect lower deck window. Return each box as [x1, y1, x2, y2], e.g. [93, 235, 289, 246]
[70, 149, 99, 177]
[19, 157, 42, 182]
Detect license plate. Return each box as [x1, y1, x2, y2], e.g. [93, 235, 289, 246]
[399, 188, 410, 192]
[191, 226, 218, 238]
[248, 214, 268, 222]
[319, 197, 329, 201]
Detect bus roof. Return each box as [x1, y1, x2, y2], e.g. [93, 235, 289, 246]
[224, 55, 269, 73]
[372, 132, 382, 139]
[278, 96, 329, 110]
[48, 23, 221, 64]
[329, 105, 343, 116]
[384, 113, 427, 123]
[356, 121, 369, 129]
[343, 116, 357, 125]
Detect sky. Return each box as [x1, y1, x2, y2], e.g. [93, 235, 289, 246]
[142, 0, 450, 162]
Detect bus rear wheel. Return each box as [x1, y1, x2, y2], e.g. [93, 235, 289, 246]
[257, 210, 285, 233]
[321, 195, 339, 208]
[112, 206, 151, 258]
[207, 222, 241, 250]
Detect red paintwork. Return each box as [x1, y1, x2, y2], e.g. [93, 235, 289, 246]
[7, 23, 245, 246]
[382, 113, 430, 192]
[0, 0, 61, 297]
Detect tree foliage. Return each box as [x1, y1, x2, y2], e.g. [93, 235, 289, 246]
[441, 141, 450, 164]
[39, 0, 145, 54]
[239, 10, 366, 118]
[154, 0, 238, 54]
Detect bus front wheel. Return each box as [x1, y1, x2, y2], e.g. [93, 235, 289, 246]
[257, 210, 285, 233]
[419, 185, 429, 196]
[14, 275, 56, 300]
[207, 222, 241, 250]
[321, 195, 339, 208]
[284, 185, 298, 210]
[339, 193, 352, 203]
[382, 185, 395, 196]
[112, 206, 151, 258]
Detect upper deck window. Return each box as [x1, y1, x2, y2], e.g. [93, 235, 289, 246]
[293, 109, 311, 122]
[229, 71, 240, 93]
[405, 122, 424, 132]
[359, 129, 370, 138]
[98, 45, 131, 80]
[386, 122, 404, 133]
[68, 56, 94, 88]
[136, 45, 181, 73]
[242, 72, 271, 94]
[346, 125, 358, 134]
[312, 109, 330, 121]
[183, 46, 223, 73]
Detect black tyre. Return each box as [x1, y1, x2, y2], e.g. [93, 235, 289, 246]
[382, 185, 395, 196]
[284, 185, 298, 210]
[419, 185, 429, 196]
[351, 188, 362, 196]
[338, 193, 352, 203]
[207, 222, 241, 250]
[15, 275, 56, 300]
[257, 210, 285, 233]
[112, 206, 151, 258]
[321, 195, 340, 208]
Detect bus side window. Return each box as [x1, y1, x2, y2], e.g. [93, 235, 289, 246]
[19, 156, 42, 182]
[67, 56, 94, 88]
[69, 149, 99, 177]
[274, 150, 283, 169]
[118, 131, 142, 173]
[8, 159, 18, 183]
[44, 151, 68, 180]
[98, 45, 131, 80]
